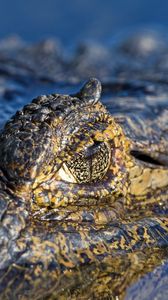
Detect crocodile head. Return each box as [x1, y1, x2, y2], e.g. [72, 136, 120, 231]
[0, 78, 130, 210]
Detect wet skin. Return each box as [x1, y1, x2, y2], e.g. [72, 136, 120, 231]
[0, 77, 168, 299]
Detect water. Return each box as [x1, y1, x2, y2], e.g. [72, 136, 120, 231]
[0, 0, 168, 45]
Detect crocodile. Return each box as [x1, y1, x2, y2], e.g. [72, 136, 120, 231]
[0, 33, 168, 299]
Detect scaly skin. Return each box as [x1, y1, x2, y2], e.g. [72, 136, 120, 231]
[0, 78, 168, 299]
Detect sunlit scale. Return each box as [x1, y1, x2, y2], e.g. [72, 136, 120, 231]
[1, 78, 167, 211]
[1, 69, 168, 300]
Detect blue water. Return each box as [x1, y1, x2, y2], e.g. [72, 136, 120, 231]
[0, 0, 168, 45]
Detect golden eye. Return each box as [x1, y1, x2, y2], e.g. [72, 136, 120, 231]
[58, 142, 111, 184]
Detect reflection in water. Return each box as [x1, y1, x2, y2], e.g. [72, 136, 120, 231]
[55, 248, 168, 299]
[41, 201, 168, 299]
[126, 258, 168, 300]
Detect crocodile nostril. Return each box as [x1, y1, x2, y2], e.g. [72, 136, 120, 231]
[130, 150, 167, 166]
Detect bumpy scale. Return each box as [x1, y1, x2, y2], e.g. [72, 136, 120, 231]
[0, 79, 168, 299]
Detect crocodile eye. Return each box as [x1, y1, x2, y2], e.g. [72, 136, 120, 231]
[58, 142, 111, 183]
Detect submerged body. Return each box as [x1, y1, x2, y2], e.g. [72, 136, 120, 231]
[0, 34, 168, 299]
